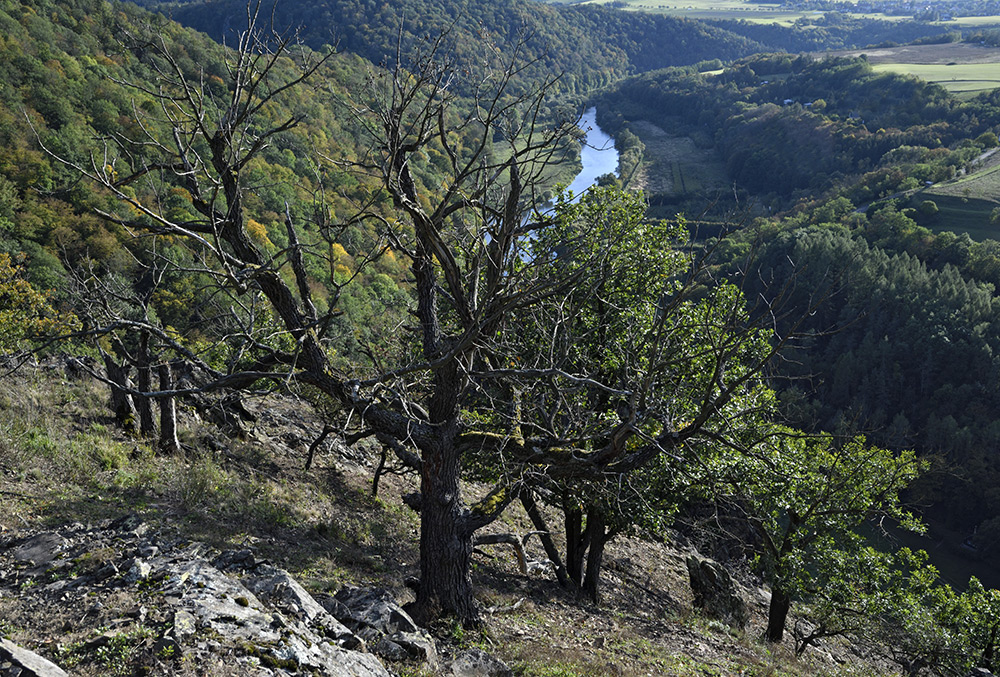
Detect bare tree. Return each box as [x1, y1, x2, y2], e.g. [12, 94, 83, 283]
[53, 6, 793, 627]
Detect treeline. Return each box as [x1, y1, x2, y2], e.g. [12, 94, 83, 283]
[710, 12, 952, 52]
[158, 0, 772, 93]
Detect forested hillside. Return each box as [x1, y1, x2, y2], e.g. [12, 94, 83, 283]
[0, 0, 430, 363]
[152, 0, 769, 92]
[7, 0, 1000, 673]
[599, 52, 1000, 556]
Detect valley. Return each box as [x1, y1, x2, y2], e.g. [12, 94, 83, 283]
[4, 0, 1000, 674]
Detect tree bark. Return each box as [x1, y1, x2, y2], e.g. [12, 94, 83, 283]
[765, 586, 792, 643]
[411, 431, 479, 626]
[136, 331, 156, 436]
[158, 363, 181, 454]
[582, 508, 608, 603]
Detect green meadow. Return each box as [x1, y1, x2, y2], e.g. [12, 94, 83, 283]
[872, 62, 1000, 94]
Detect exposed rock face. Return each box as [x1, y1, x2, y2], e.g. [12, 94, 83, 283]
[686, 554, 749, 629]
[0, 516, 393, 676]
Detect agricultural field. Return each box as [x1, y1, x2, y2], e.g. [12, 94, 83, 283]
[901, 149, 1000, 240]
[871, 61, 1000, 94]
[627, 120, 729, 198]
[823, 43, 1000, 94]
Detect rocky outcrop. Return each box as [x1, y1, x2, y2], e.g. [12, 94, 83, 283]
[324, 586, 438, 667]
[0, 516, 393, 675]
[686, 554, 749, 629]
[0, 515, 516, 676]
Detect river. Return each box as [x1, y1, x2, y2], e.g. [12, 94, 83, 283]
[564, 107, 619, 199]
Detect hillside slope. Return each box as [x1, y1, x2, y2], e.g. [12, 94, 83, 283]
[0, 361, 889, 677]
[154, 0, 768, 92]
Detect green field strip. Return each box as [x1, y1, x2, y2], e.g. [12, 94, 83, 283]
[871, 62, 1000, 93]
[934, 15, 1000, 26]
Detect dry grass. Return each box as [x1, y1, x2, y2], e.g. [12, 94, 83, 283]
[0, 361, 892, 676]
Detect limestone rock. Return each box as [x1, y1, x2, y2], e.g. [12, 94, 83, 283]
[686, 554, 749, 629]
[449, 648, 514, 677]
[0, 638, 68, 677]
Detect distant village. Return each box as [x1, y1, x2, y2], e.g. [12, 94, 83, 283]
[750, 0, 1000, 21]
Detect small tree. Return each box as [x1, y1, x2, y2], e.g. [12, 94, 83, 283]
[719, 431, 925, 643]
[488, 188, 779, 602]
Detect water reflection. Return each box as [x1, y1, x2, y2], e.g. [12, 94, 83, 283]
[564, 107, 619, 200]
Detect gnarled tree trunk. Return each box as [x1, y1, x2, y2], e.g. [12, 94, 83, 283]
[413, 435, 478, 625]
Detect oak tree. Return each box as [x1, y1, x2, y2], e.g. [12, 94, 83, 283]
[57, 7, 792, 627]
[718, 431, 925, 643]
